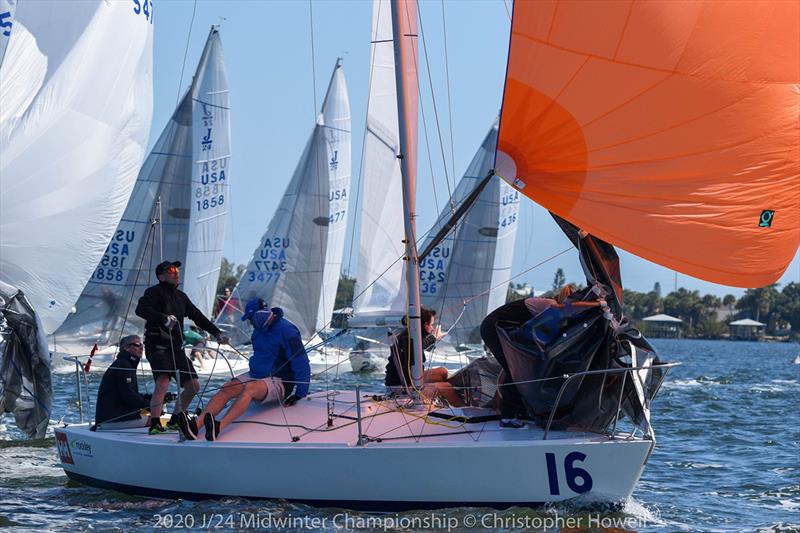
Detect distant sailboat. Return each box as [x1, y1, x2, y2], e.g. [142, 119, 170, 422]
[0, 0, 154, 438]
[418, 122, 520, 347]
[53, 26, 231, 356]
[227, 59, 351, 342]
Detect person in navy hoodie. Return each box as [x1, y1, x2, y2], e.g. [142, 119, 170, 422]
[176, 298, 310, 441]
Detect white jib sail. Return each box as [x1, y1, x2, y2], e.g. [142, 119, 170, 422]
[183, 28, 232, 318]
[229, 59, 351, 340]
[418, 122, 520, 346]
[54, 26, 227, 352]
[351, 0, 408, 319]
[0, 0, 154, 334]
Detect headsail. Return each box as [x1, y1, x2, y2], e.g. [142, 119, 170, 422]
[419, 123, 520, 345]
[229, 59, 351, 340]
[183, 28, 232, 317]
[0, 0, 154, 334]
[497, 1, 799, 288]
[54, 26, 229, 352]
[351, 0, 416, 320]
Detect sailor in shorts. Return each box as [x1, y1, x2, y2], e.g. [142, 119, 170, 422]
[176, 298, 310, 441]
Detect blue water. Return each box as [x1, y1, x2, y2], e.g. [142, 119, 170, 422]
[1, 339, 798, 532]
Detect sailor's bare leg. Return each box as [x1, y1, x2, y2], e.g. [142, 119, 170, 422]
[218, 381, 268, 433]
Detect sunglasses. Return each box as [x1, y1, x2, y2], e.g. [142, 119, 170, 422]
[166, 266, 180, 274]
[126, 342, 143, 348]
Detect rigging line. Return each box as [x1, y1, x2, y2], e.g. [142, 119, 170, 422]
[308, 0, 319, 122]
[175, 0, 199, 109]
[414, 0, 454, 204]
[502, 0, 512, 21]
[114, 215, 158, 349]
[440, 0, 456, 199]
[307, 0, 330, 385]
[465, 246, 573, 306]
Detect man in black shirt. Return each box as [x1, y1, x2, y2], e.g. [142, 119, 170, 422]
[135, 261, 228, 434]
[94, 335, 151, 429]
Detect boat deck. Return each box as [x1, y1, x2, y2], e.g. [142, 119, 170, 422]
[82, 389, 613, 448]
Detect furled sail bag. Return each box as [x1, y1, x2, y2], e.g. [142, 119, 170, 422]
[497, 302, 663, 432]
[495, 213, 667, 432]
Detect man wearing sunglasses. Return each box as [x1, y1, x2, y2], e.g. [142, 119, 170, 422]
[136, 260, 229, 434]
[94, 335, 167, 430]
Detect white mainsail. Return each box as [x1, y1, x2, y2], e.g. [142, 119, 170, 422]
[350, 0, 411, 320]
[419, 123, 520, 346]
[0, 0, 154, 334]
[54, 26, 229, 351]
[229, 59, 351, 340]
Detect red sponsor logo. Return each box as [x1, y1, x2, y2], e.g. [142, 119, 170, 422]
[56, 431, 73, 464]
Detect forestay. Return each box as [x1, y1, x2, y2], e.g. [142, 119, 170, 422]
[0, 0, 154, 334]
[419, 122, 519, 346]
[497, 1, 800, 287]
[229, 60, 351, 340]
[54, 27, 229, 352]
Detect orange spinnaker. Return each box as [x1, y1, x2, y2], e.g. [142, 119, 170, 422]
[497, 0, 799, 288]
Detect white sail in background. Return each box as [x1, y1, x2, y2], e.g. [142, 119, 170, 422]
[54, 27, 228, 351]
[351, 0, 412, 320]
[0, 0, 154, 334]
[0, 0, 16, 66]
[229, 59, 351, 340]
[183, 29, 232, 318]
[419, 123, 520, 345]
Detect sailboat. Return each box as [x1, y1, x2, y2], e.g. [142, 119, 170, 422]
[418, 121, 520, 348]
[55, 0, 798, 507]
[0, 0, 154, 438]
[223, 58, 351, 374]
[52, 26, 237, 376]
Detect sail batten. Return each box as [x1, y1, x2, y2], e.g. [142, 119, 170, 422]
[498, 0, 799, 288]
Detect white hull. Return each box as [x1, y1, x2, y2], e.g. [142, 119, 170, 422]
[56, 390, 653, 508]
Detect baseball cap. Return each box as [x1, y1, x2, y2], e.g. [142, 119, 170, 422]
[241, 298, 267, 321]
[155, 261, 181, 276]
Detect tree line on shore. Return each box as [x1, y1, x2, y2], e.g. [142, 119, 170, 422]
[217, 259, 799, 340]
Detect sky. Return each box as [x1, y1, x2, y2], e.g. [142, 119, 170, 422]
[150, 0, 799, 299]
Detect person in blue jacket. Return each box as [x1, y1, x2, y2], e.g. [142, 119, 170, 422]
[177, 298, 310, 441]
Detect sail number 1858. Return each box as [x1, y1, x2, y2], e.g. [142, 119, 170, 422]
[545, 452, 593, 495]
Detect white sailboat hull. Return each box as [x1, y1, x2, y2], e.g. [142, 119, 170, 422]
[56, 390, 653, 508]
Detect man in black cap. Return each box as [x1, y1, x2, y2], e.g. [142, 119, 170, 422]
[136, 260, 229, 434]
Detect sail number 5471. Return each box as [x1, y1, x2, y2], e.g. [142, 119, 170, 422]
[545, 452, 593, 495]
